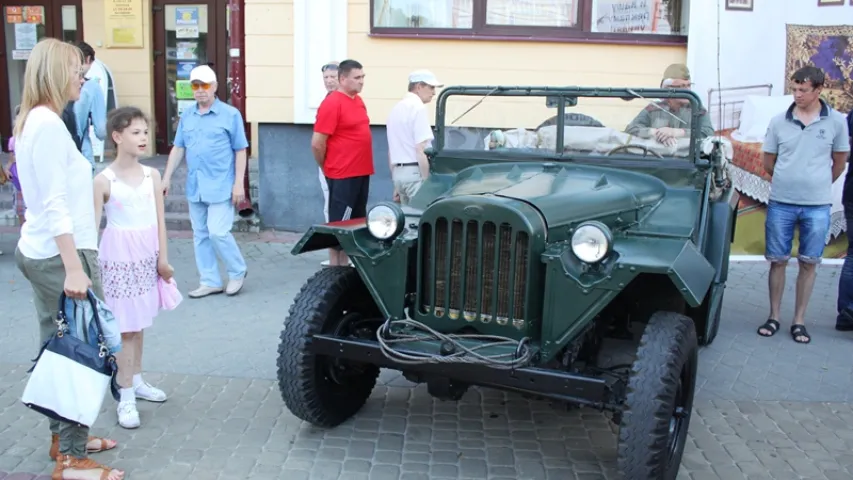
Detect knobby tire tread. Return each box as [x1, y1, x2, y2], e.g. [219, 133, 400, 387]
[616, 311, 698, 480]
[276, 267, 379, 428]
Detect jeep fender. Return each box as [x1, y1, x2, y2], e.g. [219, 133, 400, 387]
[703, 187, 740, 284]
[291, 220, 413, 320]
[551, 236, 715, 309]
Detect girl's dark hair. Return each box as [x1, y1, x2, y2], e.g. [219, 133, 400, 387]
[107, 106, 148, 149]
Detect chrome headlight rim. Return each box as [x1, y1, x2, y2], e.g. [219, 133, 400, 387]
[570, 221, 612, 264]
[366, 201, 405, 240]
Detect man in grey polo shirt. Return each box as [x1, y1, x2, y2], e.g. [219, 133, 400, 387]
[756, 66, 849, 344]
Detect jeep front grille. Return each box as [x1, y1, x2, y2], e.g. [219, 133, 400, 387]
[418, 218, 530, 329]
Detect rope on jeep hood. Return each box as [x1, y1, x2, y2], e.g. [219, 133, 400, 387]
[376, 318, 533, 369]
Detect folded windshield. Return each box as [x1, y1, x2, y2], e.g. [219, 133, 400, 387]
[439, 89, 713, 160]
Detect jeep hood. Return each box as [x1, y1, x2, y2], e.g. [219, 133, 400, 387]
[441, 163, 668, 226]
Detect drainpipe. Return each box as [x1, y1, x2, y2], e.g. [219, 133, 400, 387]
[229, 0, 254, 217]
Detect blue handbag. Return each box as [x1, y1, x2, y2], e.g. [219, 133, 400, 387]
[20, 290, 121, 427]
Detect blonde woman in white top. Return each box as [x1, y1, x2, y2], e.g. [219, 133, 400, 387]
[13, 38, 125, 480]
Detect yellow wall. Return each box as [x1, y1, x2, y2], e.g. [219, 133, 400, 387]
[244, 0, 294, 124]
[245, 0, 687, 129]
[82, 0, 154, 148]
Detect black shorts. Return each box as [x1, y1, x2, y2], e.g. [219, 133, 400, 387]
[325, 175, 370, 223]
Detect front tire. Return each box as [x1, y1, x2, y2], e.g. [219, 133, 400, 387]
[617, 311, 698, 480]
[276, 267, 381, 427]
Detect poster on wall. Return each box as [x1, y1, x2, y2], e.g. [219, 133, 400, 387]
[14, 23, 37, 50]
[175, 6, 198, 25]
[176, 25, 199, 38]
[104, 0, 143, 48]
[175, 41, 198, 60]
[591, 0, 673, 34]
[176, 61, 196, 79]
[6, 6, 43, 24]
[724, 0, 754, 10]
[175, 80, 194, 100]
[177, 100, 195, 116]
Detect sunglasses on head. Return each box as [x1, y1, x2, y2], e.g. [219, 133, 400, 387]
[190, 82, 212, 91]
[321, 63, 338, 73]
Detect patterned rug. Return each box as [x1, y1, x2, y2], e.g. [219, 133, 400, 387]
[785, 24, 853, 113]
[733, 196, 848, 258]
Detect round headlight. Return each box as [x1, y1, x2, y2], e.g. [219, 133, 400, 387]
[571, 222, 612, 263]
[367, 202, 404, 240]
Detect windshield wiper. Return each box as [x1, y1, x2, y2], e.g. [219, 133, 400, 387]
[625, 88, 687, 126]
[450, 86, 500, 125]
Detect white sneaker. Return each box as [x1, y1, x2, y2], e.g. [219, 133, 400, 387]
[225, 277, 244, 296]
[117, 401, 140, 429]
[134, 381, 167, 403]
[188, 285, 224, 298]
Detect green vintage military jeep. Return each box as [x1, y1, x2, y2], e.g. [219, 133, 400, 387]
[277, 86, 737, 479]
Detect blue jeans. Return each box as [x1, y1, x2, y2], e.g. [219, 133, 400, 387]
[188, 200, 247, 288]
[764, 200, 831, 264]
[837, 202, 853, 325]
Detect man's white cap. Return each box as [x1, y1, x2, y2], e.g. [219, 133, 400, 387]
[190, 65, 217, 83]
[409, 70, 442, 87]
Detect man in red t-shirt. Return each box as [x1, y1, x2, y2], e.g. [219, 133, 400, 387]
[311, 59, 375, 266]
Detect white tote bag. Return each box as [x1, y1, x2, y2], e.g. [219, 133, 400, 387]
[21, 291, 119, 427]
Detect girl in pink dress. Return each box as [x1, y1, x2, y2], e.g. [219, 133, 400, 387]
[94, 106, 174, 429]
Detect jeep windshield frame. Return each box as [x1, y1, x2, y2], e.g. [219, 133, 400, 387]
[432, 85, 709, 170]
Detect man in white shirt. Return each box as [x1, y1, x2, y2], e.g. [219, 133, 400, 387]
[386, 70, 442, 205]
[318, 62, 338, 267]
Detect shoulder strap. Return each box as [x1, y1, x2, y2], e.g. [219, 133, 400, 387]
[142, 165, 152, 177]
[101, 167, 116, 181]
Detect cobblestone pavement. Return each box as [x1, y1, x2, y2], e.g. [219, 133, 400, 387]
[2, 230, 853, 479]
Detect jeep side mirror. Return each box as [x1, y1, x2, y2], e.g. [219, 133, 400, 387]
[546, 96, 578, 108]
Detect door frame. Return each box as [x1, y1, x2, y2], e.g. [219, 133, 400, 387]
[151, 0, 227, 154]
[0, 0, 82, 149]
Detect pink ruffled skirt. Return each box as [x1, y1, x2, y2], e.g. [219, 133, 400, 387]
[99, 224, 160, 333]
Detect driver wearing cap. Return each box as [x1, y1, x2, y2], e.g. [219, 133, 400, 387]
[625, 64, 714, 147]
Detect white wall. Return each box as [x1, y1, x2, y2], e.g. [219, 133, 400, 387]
[686, 0, 853, 129]
[292, 0, 348, 124]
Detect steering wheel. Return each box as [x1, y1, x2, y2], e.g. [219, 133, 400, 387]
[605, 144, 664, 159]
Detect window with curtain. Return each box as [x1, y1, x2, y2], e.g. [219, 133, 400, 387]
[371, 0, 688, 43]
[372, 0, 474, 29]
[591, 0, 687, 35]
[485, 0, 578, 27]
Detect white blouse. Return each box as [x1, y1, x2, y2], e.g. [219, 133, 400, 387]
[16, 106, 98, 259]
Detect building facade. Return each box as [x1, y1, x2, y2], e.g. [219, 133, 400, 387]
[247, 0, 694, 231]
[0, 0, 696, 231]
[0, 0, 258, 155]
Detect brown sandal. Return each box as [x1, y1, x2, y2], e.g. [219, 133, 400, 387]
[52, 454, 124, 480]
[49, 434, 117, 459]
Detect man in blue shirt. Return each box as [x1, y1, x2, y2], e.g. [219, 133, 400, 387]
[73, 41, 107, 168]
[162, 65, 250, 298]
[835, 109, 853, 331]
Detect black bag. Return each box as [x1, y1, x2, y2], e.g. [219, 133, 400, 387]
[20, 290, 120, 427]
[61, 101, 83, 152]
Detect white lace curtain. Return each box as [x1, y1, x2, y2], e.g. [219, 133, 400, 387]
[373, 0, 474, 28]
[373, 0, 578, 28]
[485, 0, 577, 27]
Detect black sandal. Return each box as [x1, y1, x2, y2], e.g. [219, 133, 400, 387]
[790, 324, 811, 344]
[757, 319, 780, 337]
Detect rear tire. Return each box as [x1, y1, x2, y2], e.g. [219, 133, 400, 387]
[617, 311, 698, 480]
[276, 267, 381, 427]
